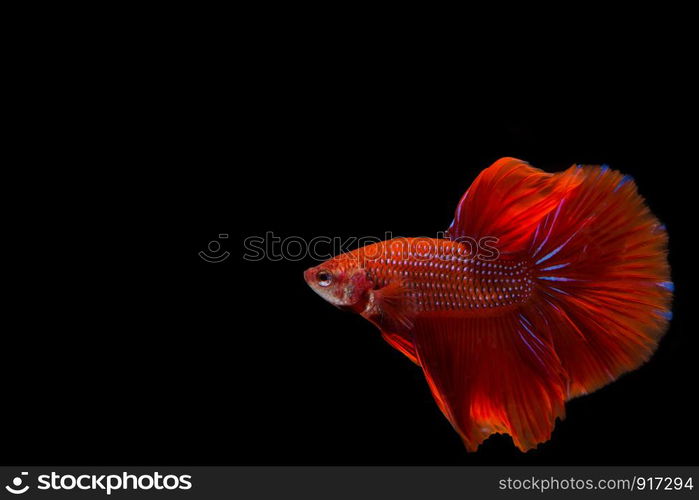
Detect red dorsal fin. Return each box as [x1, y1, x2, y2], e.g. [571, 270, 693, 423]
[412, 309, 567, 451]
[447, 158, 584, 253]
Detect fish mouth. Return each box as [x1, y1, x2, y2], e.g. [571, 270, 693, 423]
[303, 267, 324, 293]
[303, 267, 316, 286]
[303, 267, 345, 308]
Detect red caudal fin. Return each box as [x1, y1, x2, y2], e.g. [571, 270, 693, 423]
[447, 158, 585, 253]
[412, 312, 567, 451]
[527, 165, 672, 397]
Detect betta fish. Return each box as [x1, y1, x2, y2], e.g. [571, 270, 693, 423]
[304, 158, 672, 452]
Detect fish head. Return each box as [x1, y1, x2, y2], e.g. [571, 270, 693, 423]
[304, 254, 373, 309]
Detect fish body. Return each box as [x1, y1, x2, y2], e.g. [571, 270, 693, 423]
[307, 238, 533, 313]
[304, 158, 672, 451]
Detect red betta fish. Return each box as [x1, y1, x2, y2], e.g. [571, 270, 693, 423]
[304, 158, 672, 452]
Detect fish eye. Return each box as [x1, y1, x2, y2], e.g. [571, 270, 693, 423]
[316, 270, 333, 287]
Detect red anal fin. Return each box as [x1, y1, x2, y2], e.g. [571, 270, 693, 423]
[412, 310, 566, 452]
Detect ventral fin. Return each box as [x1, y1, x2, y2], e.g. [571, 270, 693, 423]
[381, 331, 419, 365]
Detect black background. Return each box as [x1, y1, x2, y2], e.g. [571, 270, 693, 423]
[5, 30, 696, 466]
